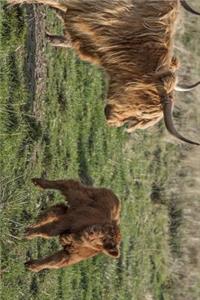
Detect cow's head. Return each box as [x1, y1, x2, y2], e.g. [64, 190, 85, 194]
[105, 60, 200, 145]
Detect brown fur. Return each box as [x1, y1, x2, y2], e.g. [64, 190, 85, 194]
[8, 0, 182, 131]
[25, 178, 121, 272]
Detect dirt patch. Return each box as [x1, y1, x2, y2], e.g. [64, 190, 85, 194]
[25, 5, 46, 123]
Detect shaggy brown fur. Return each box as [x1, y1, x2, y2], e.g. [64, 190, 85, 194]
[25, 178, 121, 272]
[7, 0, 199, 144]
[7, 0, 180, 127]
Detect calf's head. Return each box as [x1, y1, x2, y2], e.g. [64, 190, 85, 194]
[101, 223, 121, 258]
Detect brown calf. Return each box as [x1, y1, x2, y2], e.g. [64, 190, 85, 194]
[25, 178, 121, 272]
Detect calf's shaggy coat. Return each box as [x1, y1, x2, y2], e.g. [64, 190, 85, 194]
[7, 0, 200, 144]
[25, 178, 121, 272]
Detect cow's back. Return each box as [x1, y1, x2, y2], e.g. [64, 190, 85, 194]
[65, 0, 179, 75]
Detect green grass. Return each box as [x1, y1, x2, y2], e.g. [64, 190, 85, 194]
[0, 2, 199, 300]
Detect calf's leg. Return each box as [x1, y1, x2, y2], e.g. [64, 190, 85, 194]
[25, 217, 71, 240]
[25, 247, 99, 272]
[32, 178, 88, 195]
[28, 204, 68, 228]
[32, 178, 78, 190]
[25, 250, 69, 272]
[32, 178, 94, 206]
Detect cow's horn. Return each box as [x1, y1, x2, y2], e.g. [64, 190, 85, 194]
[162, 96, 200, 145]
[180, 0, 200, 15]
[175, 81, 200, 92]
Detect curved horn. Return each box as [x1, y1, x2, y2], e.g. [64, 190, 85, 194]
[175, 81, 200, 92]
[162, 96, 200, 145]
[180, 0, 200, 15]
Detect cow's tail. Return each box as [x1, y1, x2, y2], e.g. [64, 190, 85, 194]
[7, 0, 67, 12]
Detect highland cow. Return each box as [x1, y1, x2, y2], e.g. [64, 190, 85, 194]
[25, 178, 121, 272]
[7, 0, 200, 144]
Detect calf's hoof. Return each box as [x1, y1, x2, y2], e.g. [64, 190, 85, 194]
[25, 260, 40, 272]
[32, 178, 45, 189]
[24, 227, 35, 240]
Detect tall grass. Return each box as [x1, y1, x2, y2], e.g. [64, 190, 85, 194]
[0, 1, 199, 300]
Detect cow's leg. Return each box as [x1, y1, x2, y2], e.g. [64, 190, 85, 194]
[28, 204, 68, 228]
[45, 31, 72, 48]
[7, 0, 67, 13]
[25, 250, 69, 272]
[51, 8, 66, 21]
[72, 41, 101, 65]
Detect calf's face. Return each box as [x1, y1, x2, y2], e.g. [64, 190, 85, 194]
[101, 223, 121, 258]
[103, 240, 120, 258]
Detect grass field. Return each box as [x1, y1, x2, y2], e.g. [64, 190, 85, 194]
[0, 1, 200, 300]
